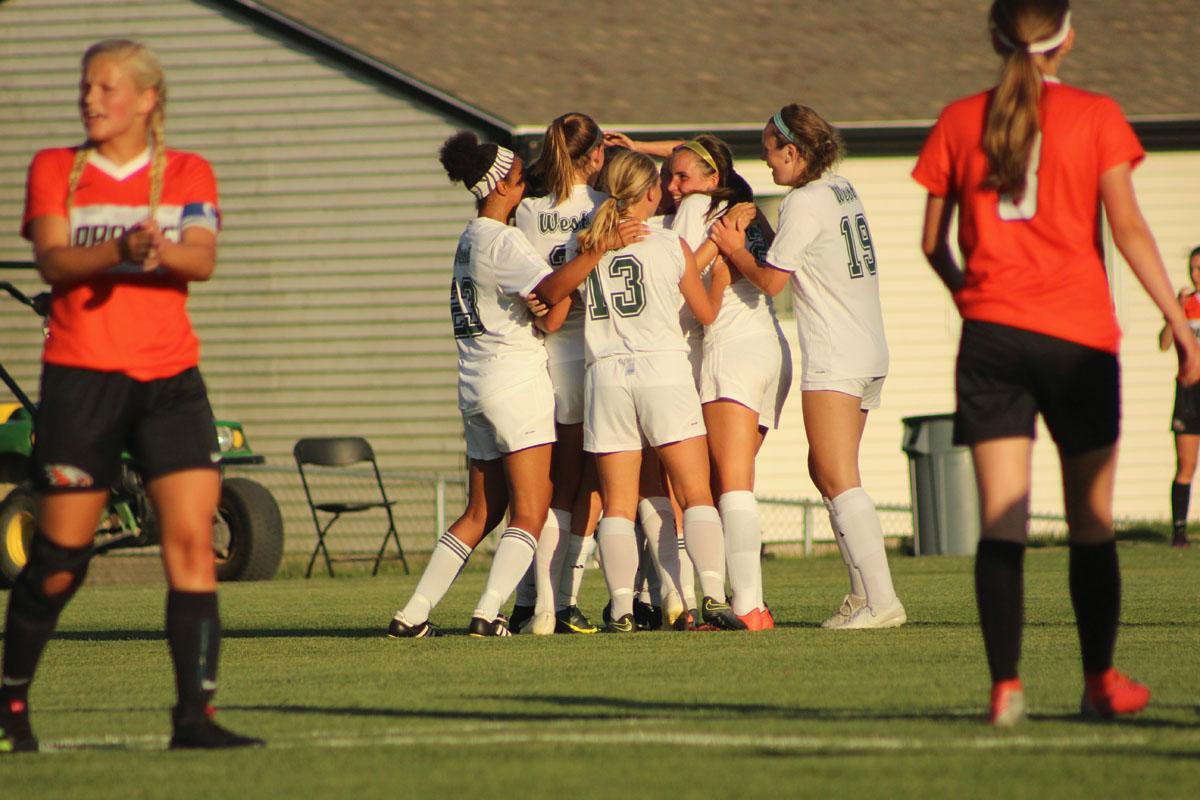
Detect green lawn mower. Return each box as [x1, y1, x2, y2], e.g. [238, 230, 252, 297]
[0, 280, 284, 585]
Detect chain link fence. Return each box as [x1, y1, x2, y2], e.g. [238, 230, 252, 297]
[9, 464, 1078, 584]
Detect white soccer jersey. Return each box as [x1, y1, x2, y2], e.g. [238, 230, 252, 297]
[672, 193, 783, 345]
[514, 184, 607, 364]
[583, 228, 689, 363]
[451, 217, 552, 413]
[766, 174, 889, 381]
[669, 194, 713, 343]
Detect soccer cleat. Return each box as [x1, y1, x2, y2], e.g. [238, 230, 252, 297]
[468, 616, 512, 637]
[735, 608, 763, 631]
[555, 606, 599, 634]
[633, 599, 663, 631]
[838, 599, 907, 630]
[671, 608, 694, 631]
[0, 698, 38, 754]
[1171, 529, 1190, 548]
[170, 707, 264, 750]
[606, 613, 637, 633]
[989, 678, 1027, 727]
[1081, 669, 1150, 720]
[530, 611, 557, 636]
[507, 604, 535, 634]
[760, 605, 776, 629]
[387, 614, 443, 639]
[701, 596, 748, 631]
[821, 594, 867, 629]
[662, 594, 686, 628]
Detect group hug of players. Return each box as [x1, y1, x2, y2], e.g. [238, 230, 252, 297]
[4, 1, 1186, 755]
[386, 107, 904, 640]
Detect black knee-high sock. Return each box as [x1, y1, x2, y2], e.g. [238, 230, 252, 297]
[1068, 540, 1120, 676]
[1, 546, 88, 704]
[975, 539, 1025, 683]
[1, 588, 58, 705]
[1171, 482, 1190, 537]
[166, 590, 220, 723]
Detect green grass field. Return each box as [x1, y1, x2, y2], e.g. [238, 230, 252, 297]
[2, 542, 1198, 799]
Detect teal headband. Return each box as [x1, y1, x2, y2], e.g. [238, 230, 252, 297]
[771, 110, 797, 145]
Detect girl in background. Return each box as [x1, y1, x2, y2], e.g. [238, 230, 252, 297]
[511, 112, 607, 635]
[388, 132, 637, 639]
[711, 105, 904, 632]
[1159, 245, 1200, 549]
[913, 0, 1200, 724]
[667, 135, 791, 630]
[578, 150, 743, 632]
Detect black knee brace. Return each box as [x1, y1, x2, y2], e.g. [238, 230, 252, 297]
[14, 533, 92, 615]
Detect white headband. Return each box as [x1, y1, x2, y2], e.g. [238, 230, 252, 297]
[468, 146, 516, 199]
[994, 10, 1072, 55]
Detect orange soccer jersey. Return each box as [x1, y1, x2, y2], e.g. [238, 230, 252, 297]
[1183, 291, 1200, 321]
[21, 147, 220, 380]
[912, 81, 1144, 354]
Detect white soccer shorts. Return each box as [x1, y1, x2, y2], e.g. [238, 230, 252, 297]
[700, 329, 793, 429]
[547, 357, 585, 426]
[800, 375, 886, 410]
[584, 352, 706, 453]
[463, 371, 556, 460]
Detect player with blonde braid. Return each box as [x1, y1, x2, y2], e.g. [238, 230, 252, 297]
[1, 40, 261, 753]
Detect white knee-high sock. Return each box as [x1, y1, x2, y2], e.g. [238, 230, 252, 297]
[557, 532, 595, 610]
[831, 488, 897, 609]
[534, 509, 570, 615]
[825, 496, 865, 598]
[720, 490, 762, 615]
[637, 497, 683, 610]
[473, 527, 537, 621]
[683, 505, 727, 602]
[596, 516, 639, 619]
[635, 521, 661, 604]
[677, 537, 697, 610]
[399, 531, 471, 624]
[514, 564, 536, 607]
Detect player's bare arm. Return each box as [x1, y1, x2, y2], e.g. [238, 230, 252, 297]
[919, 193, 966, 294]
[1100, 163, 1200, 385]
[678, 238, 724, 325]
[709, 214, 788, 296]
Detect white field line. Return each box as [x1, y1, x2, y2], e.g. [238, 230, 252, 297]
[40, 726, 1154, 754]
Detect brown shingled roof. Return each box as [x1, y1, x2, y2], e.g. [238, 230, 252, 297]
[243, 0, 1199, 130]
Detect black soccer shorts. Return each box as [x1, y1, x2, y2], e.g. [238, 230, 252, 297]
[954, 320, 1120, 456]
[32, 364, 219, 492]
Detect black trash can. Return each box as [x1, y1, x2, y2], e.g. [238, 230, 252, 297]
[901, 413, 980, 556]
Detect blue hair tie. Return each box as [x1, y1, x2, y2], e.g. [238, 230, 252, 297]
[772, 110, 797, 145]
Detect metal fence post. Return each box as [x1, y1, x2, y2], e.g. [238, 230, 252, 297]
[803, 501, 813, 557]
[435, 476, 445, 540]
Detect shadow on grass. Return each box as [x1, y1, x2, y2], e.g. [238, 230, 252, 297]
[501, 694, 1200, 730]
[223, 703, 658, 724]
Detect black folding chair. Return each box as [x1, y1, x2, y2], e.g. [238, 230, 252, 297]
[293, 437, 409, 577]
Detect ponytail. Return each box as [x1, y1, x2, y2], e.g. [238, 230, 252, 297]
[530, 112, 603, 206]
[576, 150, 656, 253]
[983, 0, 1071, 201]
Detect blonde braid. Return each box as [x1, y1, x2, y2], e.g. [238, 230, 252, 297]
[148, 107, 166, 220]
[64, 146, 92, 222]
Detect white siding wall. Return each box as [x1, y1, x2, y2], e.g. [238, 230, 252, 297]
[748, 151, 1200, 530]
[0, 0, 478, 473]
[0, 0, 488, 553]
